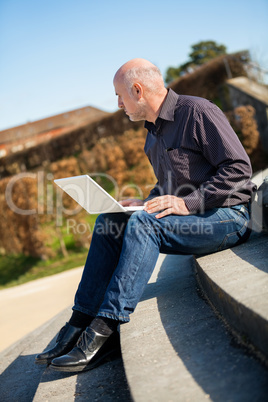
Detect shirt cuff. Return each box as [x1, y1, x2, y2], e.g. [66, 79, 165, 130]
[183, 190, 205, 213]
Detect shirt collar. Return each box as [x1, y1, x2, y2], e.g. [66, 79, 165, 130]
[144, 89, 179, 130]
[158, 88, 179, 121]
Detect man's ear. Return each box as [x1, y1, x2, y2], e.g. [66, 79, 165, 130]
[132, 83, 143, 99]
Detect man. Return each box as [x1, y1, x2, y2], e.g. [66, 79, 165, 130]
[35, 58, 255, 372]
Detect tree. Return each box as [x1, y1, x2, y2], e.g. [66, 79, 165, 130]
[189, 41, 227, 65]
[165, 40, 227, 84]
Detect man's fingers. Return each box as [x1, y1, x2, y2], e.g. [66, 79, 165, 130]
[145, 197, 173, 213]
[155, 207, 174, 219]
[120, 199, 144, 207]
[145, 195, 190, 217]
[145, 196, 168, 210]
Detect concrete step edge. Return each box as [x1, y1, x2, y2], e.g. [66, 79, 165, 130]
[119, 254, 215, 402]
[120, 252, 268, 401]
[195, 232, 268, 364]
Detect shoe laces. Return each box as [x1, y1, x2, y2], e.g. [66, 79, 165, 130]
[77, 330, 94, 352]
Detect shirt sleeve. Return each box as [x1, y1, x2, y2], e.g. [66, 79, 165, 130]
[183, 106, 253, 212]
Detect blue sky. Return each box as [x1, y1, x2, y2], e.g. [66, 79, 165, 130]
[0, 0, 267, 131]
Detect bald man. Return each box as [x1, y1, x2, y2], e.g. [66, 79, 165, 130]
[36, 58, 255, 373]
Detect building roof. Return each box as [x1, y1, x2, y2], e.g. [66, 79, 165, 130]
[227, 77, 268, 105]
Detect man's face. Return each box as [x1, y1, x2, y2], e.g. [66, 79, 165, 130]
[113, 78, 147, 122]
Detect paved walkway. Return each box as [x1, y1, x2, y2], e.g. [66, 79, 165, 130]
[0, 267, 83, 352]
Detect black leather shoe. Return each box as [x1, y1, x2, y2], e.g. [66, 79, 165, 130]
[35, 322, 84, 365]
[50, 328, 120, 372]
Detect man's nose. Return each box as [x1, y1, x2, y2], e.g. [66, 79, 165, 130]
[118, 98, 124, 109]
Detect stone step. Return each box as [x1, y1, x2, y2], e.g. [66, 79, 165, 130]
[0, 308, 71, 402]
[1, 235, 268, 400]
[196, 232, 268, 363]
[0, 308, 131, 402]
[120, 252, 268, 401]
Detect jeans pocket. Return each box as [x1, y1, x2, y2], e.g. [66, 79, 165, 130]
[218, 230, 244, 251]
[215, 208, 236, 223]
[216, 207, 250, 251]
[231, 204, 250, 220]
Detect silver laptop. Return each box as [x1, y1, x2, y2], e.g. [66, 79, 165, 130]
[54, 175, 144, 214]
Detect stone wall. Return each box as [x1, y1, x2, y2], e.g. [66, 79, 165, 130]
[0, 106, 108, 144]
[170, 52, 247, 100]
[0, 110, 142, 178]
[224, 79, 268, 152]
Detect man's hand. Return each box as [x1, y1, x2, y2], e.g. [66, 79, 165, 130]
[144, 195, 190, 218]
[119, 199, 144, 207]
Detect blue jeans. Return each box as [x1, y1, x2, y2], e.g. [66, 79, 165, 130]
[73, 205, 250, 323]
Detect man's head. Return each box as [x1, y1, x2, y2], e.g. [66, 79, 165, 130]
[113, 58, 167, 123]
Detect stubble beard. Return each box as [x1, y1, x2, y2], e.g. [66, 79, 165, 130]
[127, 101, 147, 122]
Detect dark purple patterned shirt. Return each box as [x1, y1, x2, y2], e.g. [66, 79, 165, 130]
[144, 89, 255, 212]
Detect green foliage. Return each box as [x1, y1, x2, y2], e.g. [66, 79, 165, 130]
[0, 213, 98, 289]
[165, 63, 188, 86]
[189, 41, 226, 65]
[0, 254, 39, 288]
[165, 40, 227, 84]
[0, 250, 88, 289]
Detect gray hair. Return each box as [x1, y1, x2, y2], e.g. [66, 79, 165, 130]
[123, 65, 164, 95]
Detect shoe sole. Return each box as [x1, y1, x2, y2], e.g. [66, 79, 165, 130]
[34, 344, 81, 365]
[50, 348, 120, 373]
